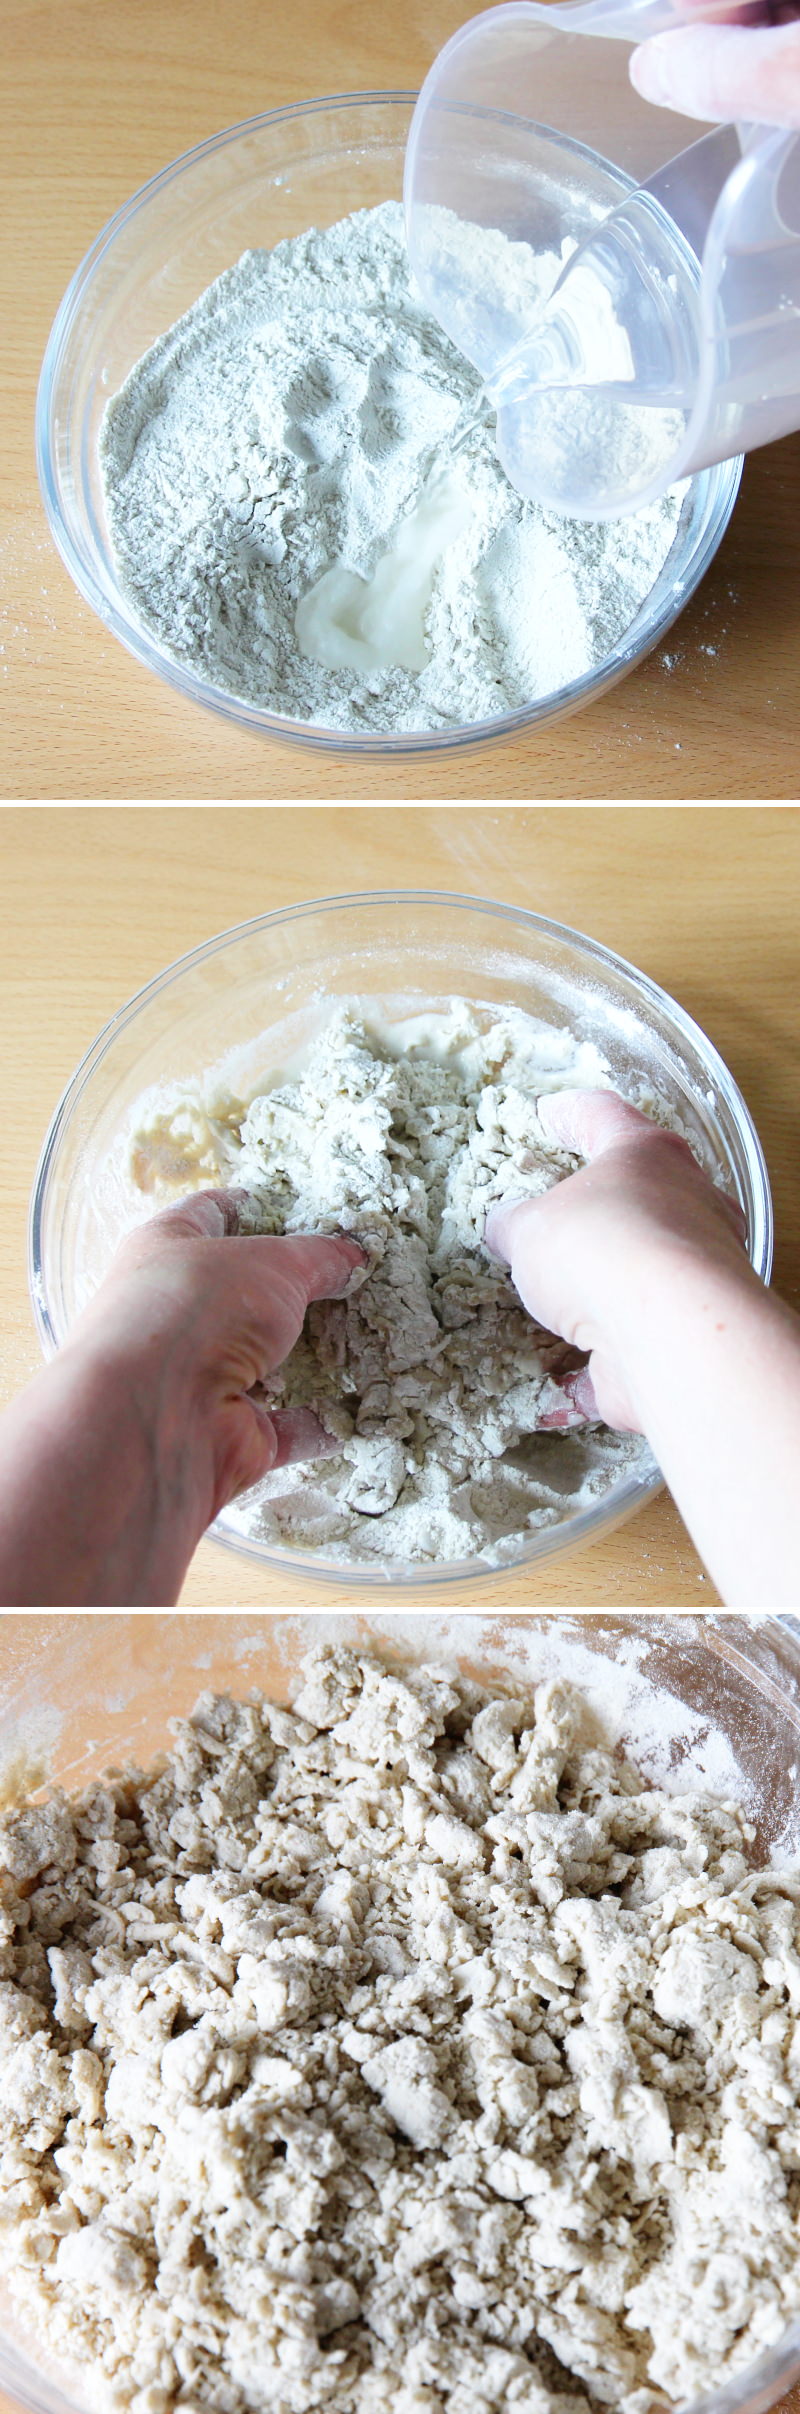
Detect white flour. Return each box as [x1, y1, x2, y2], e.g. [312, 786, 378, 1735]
[99, 202, 683, 734]
[127, 998, 662, 1569]
[3, 1646, 800, 2414]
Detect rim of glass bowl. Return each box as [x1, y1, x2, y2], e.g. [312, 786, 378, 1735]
[27, 888, 774, 1589]
[34, 91, 744, 758]
[4, 2329, 800, 2414]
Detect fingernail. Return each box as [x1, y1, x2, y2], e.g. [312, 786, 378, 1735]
[629, 38, 672, 102]
[563, 1366, 601, 1422]
[484, 1194, 529, 1258]
[268, 1407, 343, 1466]
[536, 1089, 587, 1148]
[332, 1235, 371, 1297]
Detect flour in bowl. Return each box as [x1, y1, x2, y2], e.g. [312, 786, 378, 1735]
[2, 1644, 800, 2414]
[99, 202, 683, 734]
[126, 997, 667, 1568]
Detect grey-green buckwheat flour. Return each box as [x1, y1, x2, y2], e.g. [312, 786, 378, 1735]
[99, 202, 683, 734]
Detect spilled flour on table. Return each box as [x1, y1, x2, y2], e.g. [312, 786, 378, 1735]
[99, 202, 683, 734]
[3, 1645, 800, 2414]
[126, 997, 677, 1568]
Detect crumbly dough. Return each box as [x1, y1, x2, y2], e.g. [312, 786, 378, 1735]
[129, 1000, 652, 1564]
[2, 1648, 800, 2414]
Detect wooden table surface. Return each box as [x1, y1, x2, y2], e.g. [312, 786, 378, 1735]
[2, 806, 800, 2414]
[2, 0, 799, 801]
[2, 800, 799, 1612]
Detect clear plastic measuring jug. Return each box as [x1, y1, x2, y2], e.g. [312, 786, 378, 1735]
[404, 0, 800, 517]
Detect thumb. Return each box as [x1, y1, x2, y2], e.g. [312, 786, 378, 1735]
[256, 1232, 369, 1307]
[128, 1187, 248, 1244]
[246, 1403, 342, 1471]
[122, 1188, 368, 1305]
[629, 19, 800, 124]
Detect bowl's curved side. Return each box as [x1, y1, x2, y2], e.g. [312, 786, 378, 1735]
[36, 96, 742, 753]
[26, 890, 773, 1587]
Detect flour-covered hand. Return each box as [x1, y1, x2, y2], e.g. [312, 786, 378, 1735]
[80, 1189, 367, 1506]
[486, 1089, 800, 1608]
[486, 1088, 747, 1432]
[0, 1193, 366, 1609]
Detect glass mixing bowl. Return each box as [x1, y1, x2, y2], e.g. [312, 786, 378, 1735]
[1, 1611, 800, 2414]
[36, 94, 742, 757]
[28, 890, 772, 1590]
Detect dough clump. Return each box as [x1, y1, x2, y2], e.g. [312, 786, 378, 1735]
[2, 1647, 800, 2414]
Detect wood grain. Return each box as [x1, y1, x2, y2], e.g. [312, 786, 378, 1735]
[2, 801, 799, 1611]
[2, 0, 799, 798]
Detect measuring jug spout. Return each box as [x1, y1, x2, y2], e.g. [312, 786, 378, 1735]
[487, 314, 582, 408]
[405, 0, 800, 516]
[482, 189, 700, 513]
[488, 185, 699, 405]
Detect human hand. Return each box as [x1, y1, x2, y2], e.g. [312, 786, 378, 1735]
[629, 0, 800, 129]
[70, 1188, 367, 1516]
[485, 1089, 747, 1432]
[0, 1191, 365, 1607]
